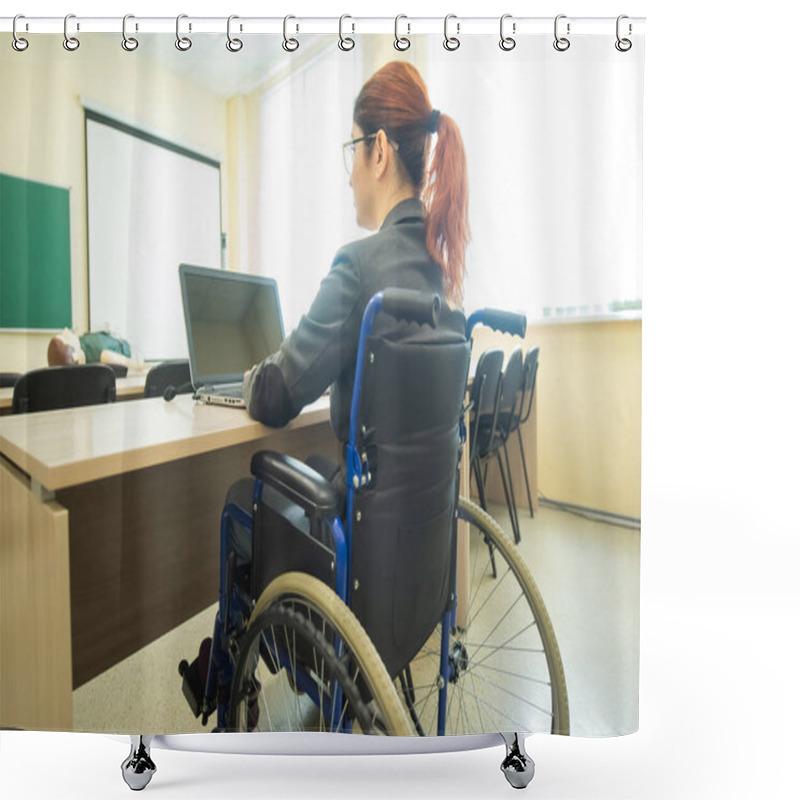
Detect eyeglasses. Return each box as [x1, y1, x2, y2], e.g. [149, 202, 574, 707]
[342, 133, 377, 176]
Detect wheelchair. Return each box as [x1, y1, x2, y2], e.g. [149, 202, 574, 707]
[178, 289, 569, 752]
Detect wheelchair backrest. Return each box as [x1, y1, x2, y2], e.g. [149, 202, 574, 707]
[348, 305, 471, 680]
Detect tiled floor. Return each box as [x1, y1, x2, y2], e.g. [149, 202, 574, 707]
[73, 503, 639, 737]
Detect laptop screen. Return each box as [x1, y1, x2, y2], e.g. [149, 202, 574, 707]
[179, 264, 284, 388]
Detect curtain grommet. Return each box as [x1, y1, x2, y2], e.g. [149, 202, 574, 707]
[499, 14, 516, 51]
[283, 15, 299, 52]
[12, 15, 29, 52]
[63, 14, 80, 51]
[175, 14, 192, 51]
[394, 15, 411, 51]
[338, 15, 355, 51]
[122, 14, 138, 51]
[226, 15, 243, 52]
[553, 14, 570, 52]
[444, 14, 460, 51]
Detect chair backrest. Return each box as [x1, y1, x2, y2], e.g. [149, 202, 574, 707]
[12, 364, 116, 414]
[143, 359, 192, 398]
[469, 349, 504, 460]
[348, 306, 471, 680]
[500, 344, 523, 412]
[0, 372, 21, 389]
[518, 346, 540, 426]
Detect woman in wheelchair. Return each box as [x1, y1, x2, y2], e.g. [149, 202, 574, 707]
[179, 61, 568, 744]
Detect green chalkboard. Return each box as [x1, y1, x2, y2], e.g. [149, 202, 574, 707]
[1, 173, 72, 330]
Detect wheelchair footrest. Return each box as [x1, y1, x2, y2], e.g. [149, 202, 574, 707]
[178, 637, 216, 720]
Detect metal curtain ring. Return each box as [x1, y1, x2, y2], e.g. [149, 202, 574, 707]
[226, 15, 243, 52]
[63, 14, 80, 51]
[615, 15, 632, 52]
[444, 14, 460, 51]
[394, 15, 410, 51]
[122, 14, 138, 51]
[176, 14, 192, 51]
[283, 15, 299, 52]
[338, 15, 355, 51]
[499, 14, 516, 51]
[553, 14, 570, 51]
[12, 15, 29, 52]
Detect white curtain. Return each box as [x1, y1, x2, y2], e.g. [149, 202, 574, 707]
[257, 45, 365, 332]
[425, 35, 643, 318]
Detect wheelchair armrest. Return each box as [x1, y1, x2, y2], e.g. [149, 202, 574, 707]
[250, 450, 340, 517]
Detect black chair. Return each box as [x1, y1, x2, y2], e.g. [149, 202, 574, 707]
[12, 364, 116, 414]
[467, 349, 504, 509]
[510, 346, 539, 518]
[143, 359, 192, 399]
[0, 372, 21, 388]
[479, 348, 524, 544]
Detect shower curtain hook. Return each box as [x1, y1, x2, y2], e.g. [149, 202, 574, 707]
[394, 15, 411, 51]
[63, 14, 80, 51]
[175, 14, 192, 51]
[338, 15, 355, 51]
[12, 15, 29, 52]
[499, 14, 516, 51]
[283, 15, 299, 52]
[122, 15, 139, 51]
[444, 14, 460, 51]
[553, 14, 570, 51]
[226, 15, 243, 52]
[615, 15, 632, 51]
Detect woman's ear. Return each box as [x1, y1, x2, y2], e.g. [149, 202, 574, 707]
[373, 129, 390, 178]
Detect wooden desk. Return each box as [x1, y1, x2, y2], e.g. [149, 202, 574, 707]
[0, 374, 148, 414]
[0, 395, 337, 730]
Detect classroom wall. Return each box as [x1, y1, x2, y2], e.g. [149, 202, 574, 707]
[0, 34, 228, 373]
[473, 318, 642, 519]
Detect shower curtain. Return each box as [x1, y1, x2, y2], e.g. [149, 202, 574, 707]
[0, 17, 643, 744]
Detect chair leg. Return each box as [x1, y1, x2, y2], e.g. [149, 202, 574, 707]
[502, 439, 522, 542]
[517, 427, 534, 518]
[496, 452, 520, 545]
[473, 462, 498, 578]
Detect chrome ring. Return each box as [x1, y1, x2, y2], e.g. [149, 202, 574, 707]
[176, 14, 192, 51]
[553, 14, 570, 52]
[338, 15, 355, 51]
[499, 14, 516, 51]
[12, 15, 29, 52]
[394, 15, 410, 51]
[283, 15, 299, 52]
[444, 14, 460, 51]
[615, 15, 632, 52]
[63, 14, 80, 51]
[226, 15, 243, 52]
[122, 14, 138, 51]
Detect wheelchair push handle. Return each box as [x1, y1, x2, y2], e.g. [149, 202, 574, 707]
[467, 308, 527, 339]
[381, 289, 441, 328]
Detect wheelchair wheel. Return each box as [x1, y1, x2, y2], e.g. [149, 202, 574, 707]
[229, 572, 413, 735]
[397, 497, 569, 736]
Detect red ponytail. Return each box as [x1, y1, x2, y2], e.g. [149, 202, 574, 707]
[354, 62, 470, 306]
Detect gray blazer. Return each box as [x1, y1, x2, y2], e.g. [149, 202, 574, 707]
[243, 197, 449, 441]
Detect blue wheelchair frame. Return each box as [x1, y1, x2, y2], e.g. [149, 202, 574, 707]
[204, 292, 525, 735]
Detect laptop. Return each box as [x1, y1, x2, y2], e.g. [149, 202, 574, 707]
[179, 263, 284, 407]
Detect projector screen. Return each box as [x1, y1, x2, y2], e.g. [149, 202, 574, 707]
[86, 112, 221, 360]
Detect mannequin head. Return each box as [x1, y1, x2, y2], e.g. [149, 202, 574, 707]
[47, 329, 85, 366]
